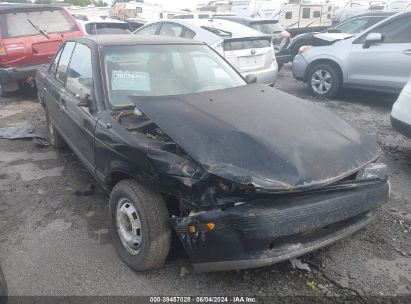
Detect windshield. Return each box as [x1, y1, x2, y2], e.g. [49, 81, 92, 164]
[249, 22, 284, 34]
[0, 9, 77, 38]
[86, 23, 131, 35]
[102, 44, 246, 107]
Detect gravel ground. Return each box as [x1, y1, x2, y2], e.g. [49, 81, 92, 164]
[0, 65, 410, 301]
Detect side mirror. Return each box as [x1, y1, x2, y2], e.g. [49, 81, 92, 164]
[363, 33, 383, 48]
[77, 93, 92, 107]
[245, 74, 257, 84]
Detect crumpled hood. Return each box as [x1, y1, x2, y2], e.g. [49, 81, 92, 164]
[133, 85, 380, 191]
[313, 33, 354, 42]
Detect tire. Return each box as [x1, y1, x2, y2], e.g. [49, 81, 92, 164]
[45, 110, 66, 149]
[109, 179, 171, 271]
[307, 63, 342, 98]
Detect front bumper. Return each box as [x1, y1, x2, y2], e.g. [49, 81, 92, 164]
[0, 64, 43, 83]
[172, 180, 389, 272]
[292, 54, 308, 81]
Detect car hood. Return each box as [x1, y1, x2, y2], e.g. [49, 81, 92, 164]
[313, 32, 354, 42]
[133, 85, 380, 192]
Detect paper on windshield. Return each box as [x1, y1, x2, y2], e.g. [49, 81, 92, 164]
[112, 70, 151, 91]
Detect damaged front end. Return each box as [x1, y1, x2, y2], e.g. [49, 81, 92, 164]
[171, 174, 389, 272]
[111, 85, 390, 272]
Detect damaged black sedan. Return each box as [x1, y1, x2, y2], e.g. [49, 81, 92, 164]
[36, 35, 389, 272]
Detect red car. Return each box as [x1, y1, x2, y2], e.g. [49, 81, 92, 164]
[0, 4, 83, 96]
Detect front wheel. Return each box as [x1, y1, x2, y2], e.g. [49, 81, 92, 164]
[109, 180, 171, 271]
[307, 63, 341, 98]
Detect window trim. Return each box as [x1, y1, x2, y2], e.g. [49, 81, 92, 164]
[49, 47, 63, 76]
[65, 42, 93, 99]
[55, 41, 76, 86]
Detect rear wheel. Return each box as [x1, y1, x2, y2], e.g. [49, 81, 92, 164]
[45, 110, 66, 149]
[109, 180, 171, 271]
[307, 63, 341, 98]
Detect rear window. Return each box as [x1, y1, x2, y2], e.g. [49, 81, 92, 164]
[249, 22, 284, 34]
[0, 9, 77, 39]
[85, 23, 131, 35]
[223, 38, 271, 51]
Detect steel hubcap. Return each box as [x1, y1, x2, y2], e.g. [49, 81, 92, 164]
[311, 69, 332, 94]
[116, 198, 142, 255]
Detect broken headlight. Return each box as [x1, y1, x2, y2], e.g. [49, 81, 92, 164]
[356, 163, 388, 181]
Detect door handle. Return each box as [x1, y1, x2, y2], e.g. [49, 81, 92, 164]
[403, 49, 411, 55]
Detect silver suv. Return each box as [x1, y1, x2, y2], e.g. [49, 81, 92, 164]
[292, 11, 411, 98]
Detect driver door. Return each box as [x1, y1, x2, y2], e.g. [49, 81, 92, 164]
[346, 14, 411, 92]
[62, 42, 97, 171]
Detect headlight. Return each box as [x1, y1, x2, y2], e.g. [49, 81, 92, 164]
[356, 163, 388, 181]
[299, 45, 312, 55]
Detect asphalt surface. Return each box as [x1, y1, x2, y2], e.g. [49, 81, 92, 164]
[0, 65, 410, 300]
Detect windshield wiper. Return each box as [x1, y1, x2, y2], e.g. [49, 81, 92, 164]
[27, 19, 50, 39]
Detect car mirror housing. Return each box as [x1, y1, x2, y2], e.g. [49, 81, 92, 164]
[364, 33, 383, 48]
[245, 74, 257, 84]
[77, 93, 92, 107]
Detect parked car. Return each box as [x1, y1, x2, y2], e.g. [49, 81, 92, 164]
[134, 19, 278, 85]
[36, 35, 389, 272]
[125, 18, 146, 31]
[75, 16, 132, 35]
[391, 73, 411, 139]
[0, 4, 83, 96]
[214, 16, 291, 67]
[292, 11, 411, 98]
[287, 11, 395, 60]
[0, 264, 7, 304]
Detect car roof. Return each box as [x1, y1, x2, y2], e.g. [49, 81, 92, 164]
[345, 11, 397, 18]
[215, 16, 279, 24]
[172, 18, 263, 36]
[68, 34, 204, 46]
[77, 16, 127, 24]
[0, 4, 64, 13]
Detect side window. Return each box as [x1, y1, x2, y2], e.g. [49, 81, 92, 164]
[302, 8, 311, 19]
[375, 16, 411, 43]
[285, 12, 292, 19]
[137, 23, 159, 35]
[50, 48, 63, 76]
[182, 27, 195, 39]
[66, 43, 92, 98]
[159, 23, 184, 37]
[313, 11, 321, 18]
[334, 17, 369, 33]
[56, 41, 76, 84]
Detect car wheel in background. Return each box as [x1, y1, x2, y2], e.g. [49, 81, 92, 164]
[307, 63, 341, 98]
[45, 110, 66, 149]
[109, 179, 171, 271]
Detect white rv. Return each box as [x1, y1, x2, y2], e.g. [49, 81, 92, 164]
[230, 1, 334, 32]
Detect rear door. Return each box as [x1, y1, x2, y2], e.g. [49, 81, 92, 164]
[346, 14, 411, 92]
[44, 41, 76, 137]
[0, 7, 82, 68]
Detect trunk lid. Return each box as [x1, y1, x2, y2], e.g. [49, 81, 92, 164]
[223, 36, 274, 73]
[132, 85, 380, 192]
